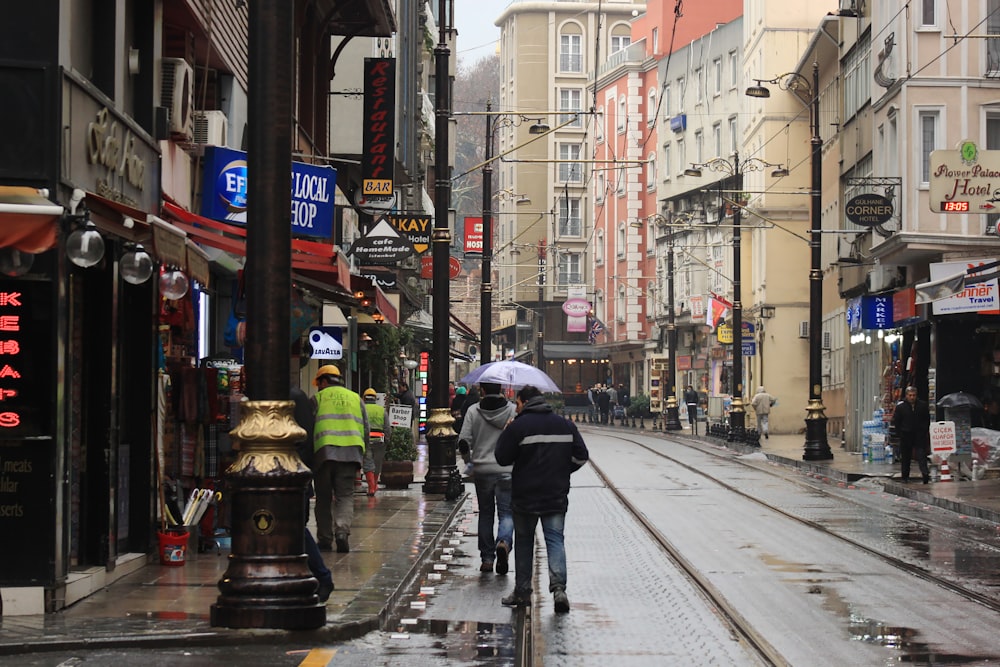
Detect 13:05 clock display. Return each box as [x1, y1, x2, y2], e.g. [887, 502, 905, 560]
[940, 201, 970, 212]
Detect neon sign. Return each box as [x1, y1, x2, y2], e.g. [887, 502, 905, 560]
[0, 281, 52, 436]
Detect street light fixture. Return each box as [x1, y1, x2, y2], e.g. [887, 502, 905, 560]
[744, 63, 831, 461]
[684, 153, 781, 442]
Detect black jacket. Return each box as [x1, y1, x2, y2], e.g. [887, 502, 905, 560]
[495, 397, 589, 514]
[893, 397, 930, 443]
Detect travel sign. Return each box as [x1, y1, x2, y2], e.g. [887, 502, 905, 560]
[929, 141, 1000, 213]
[200, 146, 336, 238]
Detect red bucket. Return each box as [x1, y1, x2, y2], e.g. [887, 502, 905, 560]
[157, 529, 189, 566]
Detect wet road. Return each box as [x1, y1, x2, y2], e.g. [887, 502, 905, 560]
[580, 428, 1000, 665]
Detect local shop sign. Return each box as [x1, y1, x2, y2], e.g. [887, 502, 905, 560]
[928, 141, 1000, 213]
[200, 146, 336, 238]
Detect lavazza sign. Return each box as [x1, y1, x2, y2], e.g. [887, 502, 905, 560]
[928, 140, 1000, 214]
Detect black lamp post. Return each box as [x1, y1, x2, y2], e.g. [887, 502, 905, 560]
[685, 155, 782, 442]
[481, 103, 493, 367]
[746, 63, 831, 461]
[652, 213, 683, 431]
[425, 0, 458, 495]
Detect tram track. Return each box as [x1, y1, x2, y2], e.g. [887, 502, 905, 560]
[587, 455, 788, 667]
[591, 429, 1000, 621]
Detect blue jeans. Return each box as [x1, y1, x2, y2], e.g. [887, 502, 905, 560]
[512, 510, 566, 595]
[474, 473, 513, 562]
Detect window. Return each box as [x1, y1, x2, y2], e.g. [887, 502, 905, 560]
[652, 28, 659, 53]
[663, 84, 671, 122]
[596, 230, 605, 264]
[647, 88, 656, 126]
[596, 172, 605, 202]
[729, 51, 738, 88]
[677, 138, 686, 174]
[560, 88, 583, 127]
[596, 105, 605, 142]
[988, 113, 1000, 231]
[611, 34, 630, 53]
[647, 153, 656, 190]
[712, 123, 721, 158]
[919, 109, 939, 184]
[713, 58, 722, 96]
[560, 33, 582, 72]
[989, 0, 1000, 76]
[617, 165, 626, 194]
[559, 197, 582, 236]
[695, 67, 703, 103]
[559, 143, 583, 182]
[843, 34, 871, 120]
[617, 285, 626, 321]
[617, 223, 626, 257]
[646, 282, 655, 318]
[558, 252, 582, 286]
[595, 289, 605, 321]
[676, 77, 685, 113]
[618, 95, 627, 132]
[663, 143, 672, 181]
[921, 0, 936, 26]
[729, 116, 738, 153]
[694, 130, 704, 163]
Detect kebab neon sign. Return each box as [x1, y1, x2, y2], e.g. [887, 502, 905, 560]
[0, 291, 22, 428]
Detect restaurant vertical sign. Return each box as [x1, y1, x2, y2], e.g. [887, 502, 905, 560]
[363, 58, 396, 199]
[0, 279, 56, 585]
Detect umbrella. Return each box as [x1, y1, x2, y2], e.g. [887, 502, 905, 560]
[936, 391, 983, 410]
[460, 360, 560, 393]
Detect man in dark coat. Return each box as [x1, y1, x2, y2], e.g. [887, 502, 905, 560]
[892, 385, 931, 483]
[495, 385, 589, 613]
[596, 385, 611, 424]
[683, 385, 699, 429]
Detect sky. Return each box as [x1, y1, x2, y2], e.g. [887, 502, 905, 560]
[453, 0, 508, 66]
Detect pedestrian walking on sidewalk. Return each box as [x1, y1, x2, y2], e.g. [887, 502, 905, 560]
[362, 388, 386, 497]
[683, 385, 699, 429]
[892, 386, 931, 484]
[750, 386, 776, 439]
[458, 382, 517, 575]
[312, 365, 369, 553]
[495, 385, 589, 613]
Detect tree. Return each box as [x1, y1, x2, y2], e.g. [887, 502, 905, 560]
[452, 55, 501, 220]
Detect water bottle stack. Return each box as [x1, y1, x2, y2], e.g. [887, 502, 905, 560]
[863, 409, 890, 463]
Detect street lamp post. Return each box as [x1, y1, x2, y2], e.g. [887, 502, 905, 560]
[685, 154, 783, 442]
[746, 63, 831, 461]
[425, 0, 458, 495]
[481, 103, 494, 367]
[663, 227, 683, 431]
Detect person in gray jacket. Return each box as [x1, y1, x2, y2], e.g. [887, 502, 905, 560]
[459, 382, 517, 574]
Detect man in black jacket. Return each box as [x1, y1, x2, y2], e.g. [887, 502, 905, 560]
[495, 385, 589, 613]
[892, 386, 931, 483]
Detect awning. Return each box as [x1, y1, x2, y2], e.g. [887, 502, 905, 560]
[348, 274, 399, 326]
[450, 312, 478, 342]
[86, 192, 152, 245]
[543, 342, 609, 361]
[0, 186, 63, 252]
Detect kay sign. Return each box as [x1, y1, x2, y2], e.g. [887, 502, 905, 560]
[929, 421, 957, 456]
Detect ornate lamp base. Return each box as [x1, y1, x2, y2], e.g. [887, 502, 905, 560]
[210, 400, 326, 630]
[422, 407, 459, 495]
[664, 396, 683, 431]
[803, 398, 833, 461]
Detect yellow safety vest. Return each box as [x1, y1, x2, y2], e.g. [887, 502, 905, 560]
[365, 402, 385, 437]
[314, 386, 366, 452]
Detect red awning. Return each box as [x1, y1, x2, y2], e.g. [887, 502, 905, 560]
[0, 186, 63, 252]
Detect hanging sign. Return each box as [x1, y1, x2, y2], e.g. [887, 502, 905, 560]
[845, 193, 894, 227]
[464, 216, 484, 254]
[362, 58, 396, 200]
[388, 214, 432, 254]
[308, 326, 343, 359]
[349, 216, 415, 265]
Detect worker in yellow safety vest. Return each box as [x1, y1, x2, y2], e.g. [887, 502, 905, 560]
[312, 364, 369, 553]
[361, 388, 386, 496]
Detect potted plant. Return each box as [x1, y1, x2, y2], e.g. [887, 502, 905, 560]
[380, 427, 417, 488]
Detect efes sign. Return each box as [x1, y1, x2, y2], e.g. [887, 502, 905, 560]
[200, 146, 336, 238]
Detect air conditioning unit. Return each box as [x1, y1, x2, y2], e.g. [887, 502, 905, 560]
[866, 264, 905, 292]
[193, 110, 228, 146]
[822, 330, 832, 350]
[798, 321, 809, 339]
[161, 58, 194, 139]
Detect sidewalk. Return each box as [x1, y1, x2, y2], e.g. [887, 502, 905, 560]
[0, 479, 463, 656]
[687, 425, 1000, 525]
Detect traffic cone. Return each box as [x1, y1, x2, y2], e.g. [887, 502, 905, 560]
[939, 458, 953, 482]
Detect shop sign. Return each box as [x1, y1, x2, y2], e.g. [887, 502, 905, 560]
[893, 287, 917, 323]
[677, 355, 692, 370]
[389, 404, 412, 428]
[717, 324, 733, 344]
[847, 295, 895, 330]
[563, 286, 589, 333]
[929, 421, 957, 456]
[362, 58, 396, 200]
[308, 326, 343, 359]
[930, 257, 999, 315]
[928, 141, 1000, 213]
[0, 280, 53, 436]
[358, 270, 397, 290]
[845, 193, 894, 226]
[348, 216, 415, 265]
[200, 146, 336, 238]
[464, 216, 483, 254]
[388, 215, 431, 254]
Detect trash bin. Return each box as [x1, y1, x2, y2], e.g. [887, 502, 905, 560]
[157, 529, 189, 566]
